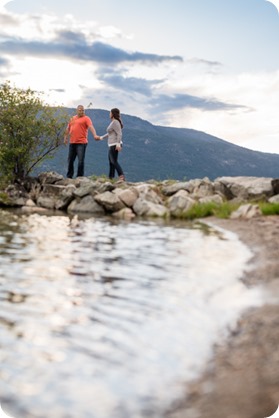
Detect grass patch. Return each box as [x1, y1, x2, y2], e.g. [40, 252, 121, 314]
[180, 201, 241, 220]
[88, 174, 112, 182]
[259, 202, 279, 216]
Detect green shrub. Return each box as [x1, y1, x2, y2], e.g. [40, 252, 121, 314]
[0, 81, 68, 182]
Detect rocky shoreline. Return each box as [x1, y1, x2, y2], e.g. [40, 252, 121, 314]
[0, 172, 278, 220]
[1, 173, 279, 418]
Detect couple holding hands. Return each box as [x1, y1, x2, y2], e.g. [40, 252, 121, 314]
[64, 105, 125, 181]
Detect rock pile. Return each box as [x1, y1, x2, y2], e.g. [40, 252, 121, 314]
[0, 172, 279, 220]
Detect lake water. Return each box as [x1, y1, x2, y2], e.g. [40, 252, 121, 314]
[0, 210, 263, 418]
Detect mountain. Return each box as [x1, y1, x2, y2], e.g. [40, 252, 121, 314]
[35, 108, 279, 181]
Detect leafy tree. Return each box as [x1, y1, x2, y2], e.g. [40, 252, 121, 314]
[0, 81, 68, 182]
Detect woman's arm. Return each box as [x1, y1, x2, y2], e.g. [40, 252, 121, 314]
[113, 120, 122, 144]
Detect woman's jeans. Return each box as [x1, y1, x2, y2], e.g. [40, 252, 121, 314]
[67, 143, 87, 178]
[108, 145, 124, 179]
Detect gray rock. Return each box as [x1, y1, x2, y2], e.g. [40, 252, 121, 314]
[94, 191, 125, 212]
[37, 196, 56, 209]
[216, 176, 274, 200]
[268, 194, 279, 203]
[71, 180, 114, 197]
[4, 184, 29, 203]
[213, 181, 234, 200]
[161, 182, 189, 196]
[25, 199, 36, 207]
[168, 190, 196, 216]
[230, 204, 261, 219]
[191, 178, 215, 198]
[73, 183, 97, 198]
[21, 206, 49, 213]
[67, 195, 105, 214]
[271, 179, 279, 195]
[37, 184, 76, 210]
[186, 178, 210, 194]
[112, 208, 136, 220]
[42, 184, 69, 196]
[13, 197, 29, 206]
[133, 198, 169, 217]
[55, 186, 76, 210]
[199, 194, 224, 205]
[56, 177, 93, 188]
[96, 182, 115, 194]
[114, 188, 139, 207]
[38, 171, 64, 184]
[134, 184, 163, 205]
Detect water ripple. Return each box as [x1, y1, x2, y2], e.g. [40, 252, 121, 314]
[0, 211, 263, 418]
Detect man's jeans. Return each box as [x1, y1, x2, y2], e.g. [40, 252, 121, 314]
[67, 144, 87, 178]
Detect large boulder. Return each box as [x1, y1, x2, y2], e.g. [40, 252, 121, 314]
[0, 184, 29, 207]
[268, 195, 279, 203]
[112, 208, 136, 220]
[37, 184, 76, 210]
[94, 191, 125, 212]
[230, 203, 261, 219]
[190, 177, 215, 198]
[37, 196, 56, 210]
[38, 171, 64, 184]
[167, 190, 196, 217]
[133, 198, 169, 217]
[199, 194, 223, 205]
[114, 188, 139, 207]
[216, 177, 274, 201]
[67, 195, 105, 214]
[161, 181, 190, 196]
[271, 179, 279, 195]
[134, 183, 163, 205]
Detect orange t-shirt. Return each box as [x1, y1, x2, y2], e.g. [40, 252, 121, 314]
[68, 115, 92, 144]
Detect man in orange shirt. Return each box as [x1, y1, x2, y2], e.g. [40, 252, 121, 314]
[64, 105, 100, 178]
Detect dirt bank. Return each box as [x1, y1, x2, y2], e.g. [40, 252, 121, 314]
[166, 215, 279, 418]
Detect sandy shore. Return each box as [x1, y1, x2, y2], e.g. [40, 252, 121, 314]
[166, 215, 279, 418]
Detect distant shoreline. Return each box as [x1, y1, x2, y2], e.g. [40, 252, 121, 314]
[166, 215, 279, 418]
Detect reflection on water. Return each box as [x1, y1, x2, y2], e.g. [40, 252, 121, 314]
[0, 211, 263, 418]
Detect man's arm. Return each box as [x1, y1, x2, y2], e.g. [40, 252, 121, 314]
[64, 125, 70, 144]
[89, 124, 100, 140]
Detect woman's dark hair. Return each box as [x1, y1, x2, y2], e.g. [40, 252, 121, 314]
[111, 108, 123, 128]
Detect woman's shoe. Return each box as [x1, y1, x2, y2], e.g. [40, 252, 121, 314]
[119, 175, 125, 181]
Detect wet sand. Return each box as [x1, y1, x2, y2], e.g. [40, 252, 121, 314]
[167, 215, 279, 418]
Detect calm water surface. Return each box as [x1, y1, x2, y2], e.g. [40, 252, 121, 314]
[0, 210, 263, 418]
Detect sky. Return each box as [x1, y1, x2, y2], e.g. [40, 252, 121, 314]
[0, 0, 278, 154]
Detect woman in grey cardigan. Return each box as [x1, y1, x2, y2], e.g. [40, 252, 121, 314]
[100, 108, 125, 181]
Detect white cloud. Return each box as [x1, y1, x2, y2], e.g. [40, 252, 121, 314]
[0, 0, 13, 11]
[96, 25, 133, 41]
[161, 69, 279, 153]
[0, 6, 277, 154]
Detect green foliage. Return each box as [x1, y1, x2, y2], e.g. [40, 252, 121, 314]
[181, 201, 240, 220]
[259, 202, 279, 216]
[89, 174, 113, 182]
[0, 191, 10, 204]
[0, 81, 68, 182]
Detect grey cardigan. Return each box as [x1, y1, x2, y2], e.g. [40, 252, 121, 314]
[102, 119, 122, 146]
